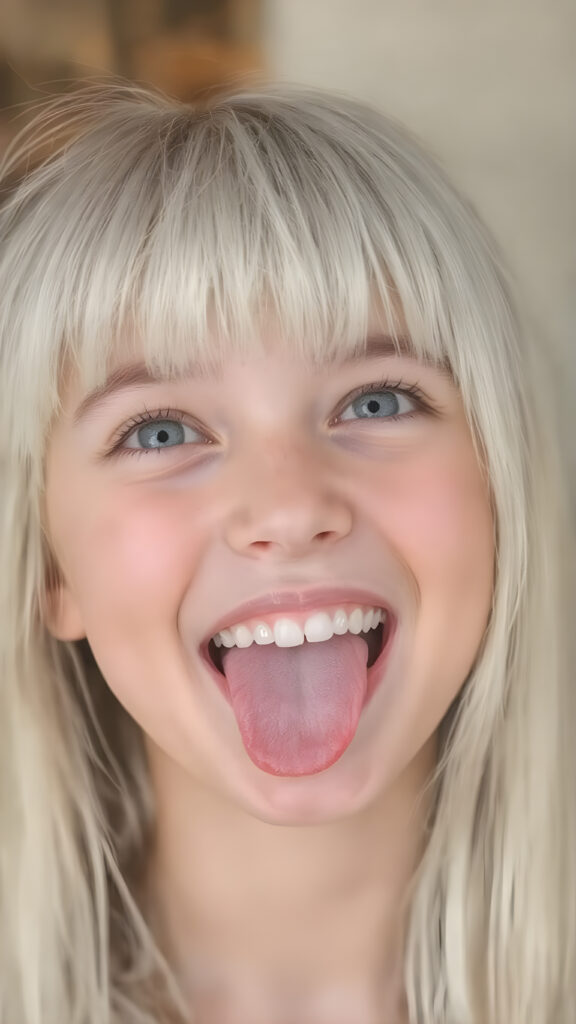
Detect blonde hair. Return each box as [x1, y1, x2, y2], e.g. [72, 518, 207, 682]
[0, 81, 574, 1024]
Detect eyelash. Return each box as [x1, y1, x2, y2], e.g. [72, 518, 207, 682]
[103, 379, 436, 460]
[105, 406, 199, 459]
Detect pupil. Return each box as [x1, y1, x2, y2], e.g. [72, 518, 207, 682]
[367, 399, 380, 414]
[157, 429, 169, 444]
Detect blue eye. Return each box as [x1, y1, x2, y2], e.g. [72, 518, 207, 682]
[339, 386, 421, 422]
[106, 408, 210, 458]
[106, 381, 431, 462]
[124, 418, 202, 451]
[123, 415, 203, 452]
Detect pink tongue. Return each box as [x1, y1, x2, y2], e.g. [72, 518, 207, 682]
[222, 634, 369, 776]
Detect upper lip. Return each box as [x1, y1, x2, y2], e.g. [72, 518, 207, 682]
[200, 585, 395, 646]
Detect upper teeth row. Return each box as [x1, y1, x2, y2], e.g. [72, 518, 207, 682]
[212, 606, 385, 649]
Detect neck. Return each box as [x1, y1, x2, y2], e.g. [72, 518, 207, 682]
[145, 738, 436, 1023]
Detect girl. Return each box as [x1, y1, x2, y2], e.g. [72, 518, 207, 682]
[0, 82, 574, 1024]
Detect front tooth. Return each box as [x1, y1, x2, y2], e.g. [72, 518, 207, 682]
[304, 611, 334, 643]
[348, 608, 364, 634]
[370, 608, 381, 628]
[232, 624, 254, 648]
[332, 608, 348, 635]
[274, 618, 305, 647]
[254, 623, 275, 645]
[219, 628, 236, 648]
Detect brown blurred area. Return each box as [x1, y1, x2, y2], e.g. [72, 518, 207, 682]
[0, 0, 263, 144]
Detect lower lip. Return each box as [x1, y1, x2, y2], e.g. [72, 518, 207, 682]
[200, 613, 396, 709]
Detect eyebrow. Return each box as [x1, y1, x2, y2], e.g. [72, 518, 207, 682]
[72, 334, 449, 425]
[73, 363, 177, 425]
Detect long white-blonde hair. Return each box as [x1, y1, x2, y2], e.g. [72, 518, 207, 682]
[0, 81, 574, 1024]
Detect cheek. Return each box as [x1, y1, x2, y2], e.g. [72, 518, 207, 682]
[46, 480, 211, 731]
[364, 439, 494, 673]
[94, 496, 190, 594]
[401, 462, 492, 588]
[368, 441, 493, 589]
[359, 440, 494, 766]
[49, 480, 206, 622]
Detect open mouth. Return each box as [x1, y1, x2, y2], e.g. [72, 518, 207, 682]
[200, 609, 396, 776]
[206, 617, 389, 677]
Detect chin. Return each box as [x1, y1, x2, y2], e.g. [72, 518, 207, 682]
[217, 714, 439, 828]
[222, 742, 394, 826]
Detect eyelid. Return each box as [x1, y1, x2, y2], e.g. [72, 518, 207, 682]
[329, 378, 438, 425]
[103, 406, 212, 457]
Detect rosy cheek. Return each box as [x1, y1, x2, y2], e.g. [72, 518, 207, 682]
[366, 444, 493, 586]
[106, 494, 201, 591]
[50, 485, 198, 623]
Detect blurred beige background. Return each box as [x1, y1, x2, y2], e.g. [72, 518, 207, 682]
[266, 0, 575, 455]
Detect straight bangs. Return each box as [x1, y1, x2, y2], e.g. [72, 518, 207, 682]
[0, 83, 516, 473]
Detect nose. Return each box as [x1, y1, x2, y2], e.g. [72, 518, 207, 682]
[223, 439, 353, 560]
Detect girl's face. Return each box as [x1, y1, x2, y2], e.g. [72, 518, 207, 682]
[44, 328, 494, 824]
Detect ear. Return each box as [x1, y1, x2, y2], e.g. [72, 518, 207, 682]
[41, 579, 87, 641]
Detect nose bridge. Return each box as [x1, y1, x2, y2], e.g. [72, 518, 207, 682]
[223, 431, 352, 556]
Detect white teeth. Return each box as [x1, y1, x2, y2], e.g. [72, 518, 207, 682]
[254, 623, 274, 645]
[304, 611, 334, 643]
[332, 608, 348, 635]
[232, 624, 254, 648]
[219, 628, 236, 648]
[273, 618, 305, 647]
[211, 604, 386, 650]
[347, 608, 364, 634]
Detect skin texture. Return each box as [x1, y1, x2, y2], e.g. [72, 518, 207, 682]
[43, 330, 494, 1022]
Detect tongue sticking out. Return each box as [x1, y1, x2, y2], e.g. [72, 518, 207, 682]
[222, 634, 369, 776]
